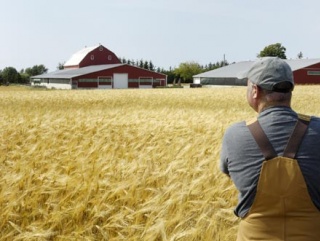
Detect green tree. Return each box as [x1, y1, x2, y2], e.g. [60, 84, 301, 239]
[160, 67, 176, 84]
[121, 57, 127, 64]
[297, 51, 303, 59]
[57, 62, 65, 70]
[258, 43, 287, 59]
[143, 61, 149, 70]
[2, 67, 20, 84]
[174, 61, 203, 83]
[25, 65, 48, 76]
[0, 69, 3, 85]
[139, 59, 144, 68]
[149, 60, 154, 71]
[19, 73, 30, 84]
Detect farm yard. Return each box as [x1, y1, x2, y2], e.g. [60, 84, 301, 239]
[1, 85, 320, 240]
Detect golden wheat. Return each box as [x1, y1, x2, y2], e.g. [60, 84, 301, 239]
[0, 85, 319, 240]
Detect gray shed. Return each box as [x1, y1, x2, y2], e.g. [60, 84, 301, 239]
[193, 59, 320, 86]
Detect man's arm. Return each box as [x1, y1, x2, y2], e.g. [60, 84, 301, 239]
[220, 131, 230, 177]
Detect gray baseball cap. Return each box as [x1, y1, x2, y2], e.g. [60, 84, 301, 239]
[239, 57, 294, 92]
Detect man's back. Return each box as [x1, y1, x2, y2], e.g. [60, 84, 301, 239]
[220, 106, 320, 218]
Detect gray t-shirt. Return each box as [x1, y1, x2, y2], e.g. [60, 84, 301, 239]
[220, 106, 320, 218]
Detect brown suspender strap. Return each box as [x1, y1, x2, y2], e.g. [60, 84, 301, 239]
[247, 120, 277, 160]
[283, 117, 310, 159]
[247, 114, 311, 160]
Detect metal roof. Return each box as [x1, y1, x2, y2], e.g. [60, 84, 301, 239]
[194, 58, 320, 78]
[31, 64, 124, 79]
[194, 61, 252, 78]
[64, 45, 99, 67]
[285, 58, 320, 71]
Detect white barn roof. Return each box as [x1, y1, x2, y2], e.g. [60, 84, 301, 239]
[194, 58, 320, 78]
[64, 45, 99, 67]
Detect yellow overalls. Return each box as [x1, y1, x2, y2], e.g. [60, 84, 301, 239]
[237, 115, 320, 241]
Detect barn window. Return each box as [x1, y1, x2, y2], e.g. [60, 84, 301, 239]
[139, 77, 153, 85]
[308, 71, 320, 75]
[108, 55, 112, 60]
[99, 46, 103, 51]
[91, 55, 94, 60]
[98, 76, 112, 85]
[50, 78, 70, 84]
[79, 78, 98, 83]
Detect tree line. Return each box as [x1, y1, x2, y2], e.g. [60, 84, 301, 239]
[120, 57, 229, 84]
[0, 60, 228, 85]
[0, 65, 48, 85]
[1, 43, 301, 85]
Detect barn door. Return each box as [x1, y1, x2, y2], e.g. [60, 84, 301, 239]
[113, 73, 128, 89]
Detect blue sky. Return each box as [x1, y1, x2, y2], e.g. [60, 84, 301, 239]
[1, 0, 320, 72]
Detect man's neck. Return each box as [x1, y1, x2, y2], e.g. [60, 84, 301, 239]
[258, 103, 291, 113]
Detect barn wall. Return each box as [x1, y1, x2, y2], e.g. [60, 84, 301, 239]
[79, 46, 121, 68]
[76, 79, 164, 89]
[293, 63, 320, 84]
[200, 77, 247, 86]
[31, 82, 72, 90]
[113, 65, 166, 79]
[74, 65, 166, 89]
[193, 77, 201, 84]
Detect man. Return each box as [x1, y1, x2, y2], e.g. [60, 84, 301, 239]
[220, 57, 320, 240]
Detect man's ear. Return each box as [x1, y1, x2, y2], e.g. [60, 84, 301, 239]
[251, 84, 259, 99]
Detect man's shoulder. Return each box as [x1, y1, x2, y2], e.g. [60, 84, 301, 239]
[298, 114, 320, 126]
[227, 120, 246, 128]
[224, 120, 248, 136]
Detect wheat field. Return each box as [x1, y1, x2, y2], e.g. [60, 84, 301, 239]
[0, 85, 319, 241]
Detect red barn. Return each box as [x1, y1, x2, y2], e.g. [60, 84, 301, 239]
[31, 44, 167, 89]
[289, 60, 320, 84]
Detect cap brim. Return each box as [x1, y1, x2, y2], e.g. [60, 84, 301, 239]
[237, 70, 248, 80]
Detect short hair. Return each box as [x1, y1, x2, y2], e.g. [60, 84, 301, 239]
[259, 84, 292, 104]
